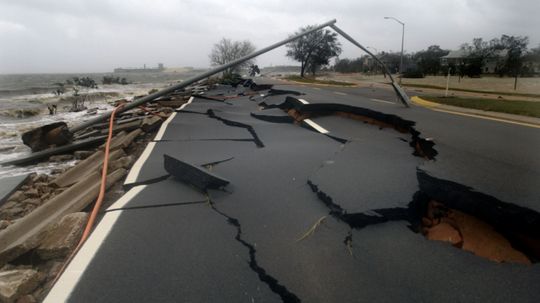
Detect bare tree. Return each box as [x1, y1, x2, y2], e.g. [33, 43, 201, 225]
[209, 38, 256, 76]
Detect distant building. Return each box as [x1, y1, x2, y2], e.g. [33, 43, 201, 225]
[440, 50, 507, 74]
[114, 63, 165, 73]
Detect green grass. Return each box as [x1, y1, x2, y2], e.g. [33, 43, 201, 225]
[284, 75, 356, 86]
[403, 83, 540, 98]
[422, 96, 540, 118]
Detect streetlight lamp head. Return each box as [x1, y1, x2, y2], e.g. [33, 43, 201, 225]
[384, 17, 390, 19]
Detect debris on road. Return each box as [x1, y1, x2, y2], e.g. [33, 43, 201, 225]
[0, 79, 215, 302]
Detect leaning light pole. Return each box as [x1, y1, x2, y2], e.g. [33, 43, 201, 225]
[330, 24, 410, 107]
[384, 16, 405, 83]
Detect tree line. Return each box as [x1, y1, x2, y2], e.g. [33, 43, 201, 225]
[209, 27, 539, 82]
[334, 35, 540, 79]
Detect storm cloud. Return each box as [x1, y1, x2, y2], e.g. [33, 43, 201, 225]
[0, 0, 538, 73]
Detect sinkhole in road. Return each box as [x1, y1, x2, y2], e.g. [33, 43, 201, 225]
[421, 199, 535, 265]
[276, 99, 437, 160]
[284, 97, 539, 265]
[415, 173, 540, 265]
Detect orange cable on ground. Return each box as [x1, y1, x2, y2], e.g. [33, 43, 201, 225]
[51, 104, 124, 285]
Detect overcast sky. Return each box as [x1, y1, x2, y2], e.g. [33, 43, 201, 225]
[0, 0, 538, 74]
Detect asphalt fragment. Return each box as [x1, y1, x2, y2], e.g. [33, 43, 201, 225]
[164, 154, 230, 191]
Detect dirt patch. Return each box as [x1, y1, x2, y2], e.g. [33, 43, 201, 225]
[422, 200, 533, 265]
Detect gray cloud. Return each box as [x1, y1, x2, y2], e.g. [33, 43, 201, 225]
[0, 0, 538, 73]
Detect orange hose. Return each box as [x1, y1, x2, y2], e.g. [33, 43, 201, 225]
[52, 104, 124, 285]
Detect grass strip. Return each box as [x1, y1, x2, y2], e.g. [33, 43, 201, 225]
[285, 75, 356, 86]
[422, 95, 540, 118]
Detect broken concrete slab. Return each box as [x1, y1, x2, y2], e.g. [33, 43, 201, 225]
[73, 150, 94, 160]
[141, 116, 163, 133]
[21, 122, 72, 152]
[164, 154, 229, 191]
[37, 212, 88, 260]
[48, 155, 74, 162]
[102, 131, 127, 150]
[0, 136, 107, 167]
[0, 269, 42, 303]
[100, 120, 141, 135]
[0, 169, 126, 267]
[108, 129, 142, 151]
[0, 175, 29, 206]
[52, 149, 125, 188]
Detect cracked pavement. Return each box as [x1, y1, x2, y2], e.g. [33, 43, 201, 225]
[46, 78, 540, 302]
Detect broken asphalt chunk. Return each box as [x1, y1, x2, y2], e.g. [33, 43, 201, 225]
[163, 154, 229, 191]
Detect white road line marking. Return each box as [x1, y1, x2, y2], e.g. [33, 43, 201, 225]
[44, 186, 146, 303]
[313, 87, 321, 90]
[125, 96, 194, 185]
[370, 98, 395, 104]
[177, 96, 194, 110]
[124, 142, 156, 185]
[334, 91, 347, 96]
[304, 119, 329, 134]
[295, 98, 330, 134]
[154, 112, 177, 141]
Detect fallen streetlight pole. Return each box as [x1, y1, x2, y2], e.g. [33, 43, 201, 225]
[71, 19, 338, 133]
[329, 24, 410, 107]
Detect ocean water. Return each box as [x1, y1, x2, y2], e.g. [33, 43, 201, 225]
[0, 71, 199, 178]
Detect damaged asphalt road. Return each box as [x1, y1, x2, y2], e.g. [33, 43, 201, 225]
[46, 78, 540, 303]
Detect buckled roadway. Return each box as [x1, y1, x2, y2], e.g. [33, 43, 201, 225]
[45, 78, 540, 303]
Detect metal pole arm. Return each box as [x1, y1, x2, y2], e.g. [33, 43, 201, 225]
[329, 24, 409, 107]
[71, 19, 337, 133]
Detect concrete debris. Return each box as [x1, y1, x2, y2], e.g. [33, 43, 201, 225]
[0, 169, 126, 267]
[52, 149, 125, 188]
[109, 156, 134, 172]
[0, 269, 42, 303]
[73, 151, 94, 160]
[0, 222, 9, 232]
[5, 193, 23, 204]
[37, 212, 88, 260]
[111, 129, 142, 150]
[15, 294, 36, 303]
[0, 80, 208, 299]
[141, 116, 163, 133]
[101, 120, 141, 135]
[48, 155, 73, 162]
[21, 122, 72, 152]
[104, 131, 127, 150]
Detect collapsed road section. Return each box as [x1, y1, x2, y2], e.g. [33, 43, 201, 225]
[45, 79, 540, 303]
